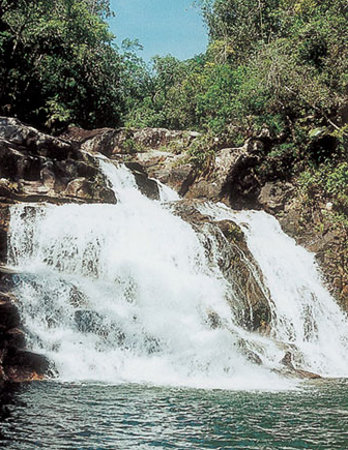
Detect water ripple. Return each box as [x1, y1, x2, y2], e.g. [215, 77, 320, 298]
[1, 380, 348, 449]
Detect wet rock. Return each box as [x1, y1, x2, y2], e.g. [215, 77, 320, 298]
[69, 285, 88, 308]
[280, 351, 321, 379]
[125, 162, 160, 200]
[171, 200, 272, 332]
[0, 288, 51, 383]
[4, 328, 26, 350]
[206, 310, 222, 329]
[74, 310, 103, 334]
[214, 219, 272, 331]
[0, 294, 20, 330]
[0, 206, 10, 264]
[143, 335, 161, 354]
[126, 149, 195, 196]
[0, 269, 16, 293]
[3, 350, 50, 382]
[281, 351, 295, 370]
[62, 178, 115, 203]
[235, 339, 263, 365]
[74, 310, 126, 347]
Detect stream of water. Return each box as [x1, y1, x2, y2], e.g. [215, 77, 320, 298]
[4, 159, 348, 448]
[6, 160, 348, 389]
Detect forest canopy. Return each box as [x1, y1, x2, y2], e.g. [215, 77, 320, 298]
[0, 0, 126, 130]
[1, 0, 347, 148]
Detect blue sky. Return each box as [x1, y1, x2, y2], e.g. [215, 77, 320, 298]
[108, 0, 208, 61]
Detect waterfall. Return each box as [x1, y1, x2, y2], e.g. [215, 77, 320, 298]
[6, 159, 348, 389]
[200, 203, 348, 377]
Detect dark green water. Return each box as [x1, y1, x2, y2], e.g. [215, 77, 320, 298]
[1, 380, 348, 449]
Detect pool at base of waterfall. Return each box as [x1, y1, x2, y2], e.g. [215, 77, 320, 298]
[1, 380, 348, 449]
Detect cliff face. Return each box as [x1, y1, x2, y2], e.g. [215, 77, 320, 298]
[0, 118, 344, 382]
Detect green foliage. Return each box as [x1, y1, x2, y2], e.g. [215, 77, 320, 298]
[0, 0, 124, 131]
[187, 133, 218, 172]
[122, 137, 143, 154]
[326, 163, 348, 196]
[298, 161, 348, 228]
[126, 0, 347, 170]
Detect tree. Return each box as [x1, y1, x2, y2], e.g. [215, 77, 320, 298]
[0, 0, 124, 131]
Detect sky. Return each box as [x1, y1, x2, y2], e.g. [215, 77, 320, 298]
[109, 0, 208, 61]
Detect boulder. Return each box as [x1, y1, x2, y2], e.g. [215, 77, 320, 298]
[0, 286, 50, 383]
[125, 149, 196, 196]
[0, 294, 20, 330]
[3, 349, 50, 382]
[258, 181, 295, 213]
[280, 351, 321, 379]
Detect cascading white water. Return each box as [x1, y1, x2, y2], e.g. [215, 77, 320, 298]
[8, 160, 290, 389]
[200, 203, 348, 377]
[7, 158, 348, 389]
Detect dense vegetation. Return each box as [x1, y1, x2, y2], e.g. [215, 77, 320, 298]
[129, 1, 347, 150]
[0, 0, 128, 130]
[1, 0, 347, 203]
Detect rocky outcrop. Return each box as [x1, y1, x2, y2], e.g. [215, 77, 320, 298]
[124, 162, 160, 200]
[280, 351, 321, 380]
[0, 117, 116, 205]
[60, 125, 201, 196]
[126, 150, 196, 196]
[113, 137, 263, 208]
[61, 126, 199, 157]
[258, 182, 295, 213]
[186, 145, 260, 207]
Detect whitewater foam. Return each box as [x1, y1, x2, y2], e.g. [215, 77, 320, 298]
[7, 160, 348, 389]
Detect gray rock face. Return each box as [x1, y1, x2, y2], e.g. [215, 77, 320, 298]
[118, 141, 262, 208]
[61, 126, 198, 157]
[185, 146, 260, 207]
[124, 162, 160, 200]
[0, 117, 116, 205]
[127, 150, 195, 196]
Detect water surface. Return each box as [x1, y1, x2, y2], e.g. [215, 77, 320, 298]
[1, 380, 348, 449]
